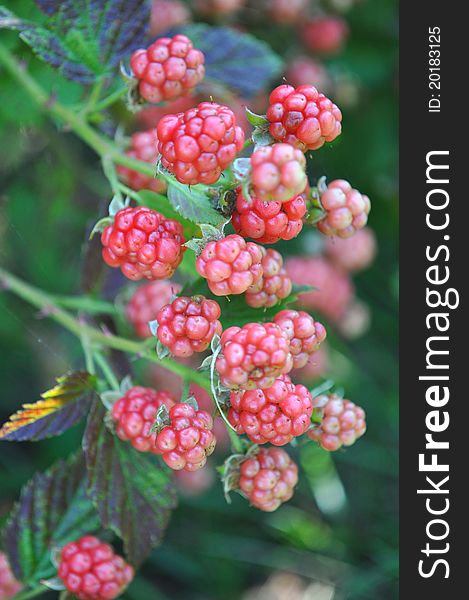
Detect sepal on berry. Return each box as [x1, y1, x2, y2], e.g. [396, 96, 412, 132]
[245, 108, 269, 127]
[40, 577, 66, 591]
[184, 222, 227, 255]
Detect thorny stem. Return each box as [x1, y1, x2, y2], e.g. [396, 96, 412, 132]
[0, 266, 211, 392]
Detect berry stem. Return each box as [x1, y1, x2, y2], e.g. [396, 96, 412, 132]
[93, 351, 121, 391]
[0, 44, 153, 178]
[11, 586, 47, 600]
[0, 266, 211, 391]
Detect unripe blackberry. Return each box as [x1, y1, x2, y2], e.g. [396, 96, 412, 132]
[307, 394, 366, 451]
[301, 17, 349, 55]
[57, 536, 133, 600]
[195, 0, 245, 16]
[126, 280, 181, 338]
[238, 447, 298, 511]
[324, 227, 377, 272]
[245, 248, 292, 308]
[286, 56, 331, 92]
[156, 295, 222, 357]
[0, 553, 22, 600]
[155, 402, 216, 471]
[216, 322, 293, 390]
[116, 129, 166, 193]
[250, 143, 307, 202]
[158, 102, 245, 185]
[269, 0, 307, 24]
[195, 234, 264, 296]
[130, 34, 205, 103]
[274, 309, 326, 369]
[286, 256, 353, 322]
[189, 383, 230, 448]
[150, 0, 190, 36]
[316, 179, 371, 238]
[232, 188, 306, 244]
[101, 206, 185, 281]
[336, 299, 371, 339]
[111, 386, 175, 454]
[266, 85, 342, 151]
[228, 374, 313, 445]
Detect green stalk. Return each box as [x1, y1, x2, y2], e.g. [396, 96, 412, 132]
[0, 267, 211, 391]
[12, 586, 47, 600]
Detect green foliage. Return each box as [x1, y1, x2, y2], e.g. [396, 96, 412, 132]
[0, 0, 150, 82]
[2, 453, 100, 583]
[83, 399, 178, 567]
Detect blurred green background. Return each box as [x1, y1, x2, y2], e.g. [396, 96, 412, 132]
[0, 0, 398, 598]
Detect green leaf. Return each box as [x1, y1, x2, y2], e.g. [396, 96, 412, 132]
[136, 189, 198, 238]
[0, 1, 150, 83]
[167, 181, 226, 227]
[83, 400, 177, 567]
[0, 371, 96, 442]
[2, 453, 100, 583]
[174, 24, 283, 98]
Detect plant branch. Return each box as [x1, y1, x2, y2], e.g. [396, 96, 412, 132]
[0, 267, 211, 391]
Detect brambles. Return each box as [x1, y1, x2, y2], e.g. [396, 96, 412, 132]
[301, 17, 349, 55]
[0, 10, 379, 596]
[0, 553, 22, 599]
[126, 280, 182, 338]
[155, 402, 216, 471]
[274, 309, 327, 369]
[112, 386, 175, 453]
[315, 179, 371, 238]
[130, 35, 205, 103]
[232, 189, 306, 244]
[228, 374, 313, 445]
[250, 143, 307, 202]
[266, 84, 342, 151]
[117, 129, 166, 193]
[157, 102, 245, 184]
[156, 295, 222, 357]
[216, 322, 293, 390]
[307, 393, 366, 450]
[101, 206, 186, 281]
[245, 248, 292, 308]
[237, 447, 298, 511]
[195, 234, 264, 296]
[58, 536, 134, 600]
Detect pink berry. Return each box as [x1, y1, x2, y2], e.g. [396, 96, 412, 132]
[273, 309, 326, 369]
[58, 536, 133, 600]
[245, 248, 292, 308]
[0, 553, 22, 600]
[126, 280, 181, 338]
[301, 17, 349, 55]
[130, 34, 205, 103]
[111, 386, 175, 454]
[196, 234, 264, 296]
[286, 56, 331, 92]
[216, 322, 293, 390]
[116, 129, 166, 193]
[285, 256, 353, 322]
[238, 447, 298, 511]
[316, 179, 371, 238]
[228, 374, 313, 445]
[232, 188, 306, 244]
[324, 227, 377, 272]
[156, 295, 223, 357]
[250, 143, 307, 202]
[266, 84, 342, 151]
[268, 0, 307, 23]
[157, 102, 245, 185]
[100, 206, 186, 281]
[195, 0, 245, 16]
[155, 402, 216, 471]
[307, 394, 366, 451]
[149, 0, 190, 36]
